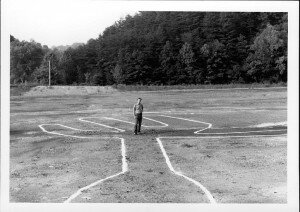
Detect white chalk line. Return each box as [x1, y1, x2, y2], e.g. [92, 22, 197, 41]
[155, 115, 286, 204]
[154, 115, 286, 135]
[157, 115, 212, 134]
[104, 117, 168, 128]
[208, 125, 286, 130]
[39, 115, 285, 138]
[157, 138, 216, 204]
[40, 124, 87, 131]
[39, 114, 286, 203]
[156, 132, 287, 204]
[144, 117, 169, 127]
[64, 137, 128, 203]
[39, 116, 169, 136]
[251, 122, 287, 127]
[39, 112, 286, 137]
[199, 129, 287, 135]
[39, 115, 212, 203]
[79, 117, 125, 133]
[158, 134, 287, 139]
[38, 124, 94, 139]
[39, 123, 128, 203]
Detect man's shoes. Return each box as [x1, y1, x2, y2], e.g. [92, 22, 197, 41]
[134, 133, 137, 135]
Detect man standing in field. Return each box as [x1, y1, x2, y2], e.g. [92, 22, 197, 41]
[133, 98, 143, 135]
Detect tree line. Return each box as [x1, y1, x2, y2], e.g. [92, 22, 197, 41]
[10, 12, 287, 85]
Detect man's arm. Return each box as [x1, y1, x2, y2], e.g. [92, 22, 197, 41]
[133, 105, 136, 117]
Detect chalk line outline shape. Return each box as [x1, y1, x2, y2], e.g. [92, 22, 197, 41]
[198, 129, 287, 135]
[104, 117, 168, 128]
[39, 123, 129, 202]
[157, 137, 216, 204]
[156, 133, 287, 203]
[154, 115, 216, 203]
[156, 114, 287, 135]
[155, 115, 287, 204]
[157, 114, 212, 134]
[78, 117, 125, 133]
[38, 114, 286, 204]
[39, 124, 98, 139]
[64, 137, 128, 203]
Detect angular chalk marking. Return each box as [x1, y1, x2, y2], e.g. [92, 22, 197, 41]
[159, 134, 287, 139]
[158, 115, 212, 134]
[79, 117, 125, 132]
[38, 123, 128, 203]
[39, 113, 286, 203]
[199, 129, 287, 134]
[39, 124, 94, 139]
[64, 137, 128, 203]
[144, 117, 169, 127]
[157, 138, 216, 204]
[104, 117, 168, 127]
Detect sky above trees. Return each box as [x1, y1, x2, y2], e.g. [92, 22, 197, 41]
[8, 0, 138, 47]
[7, 0, 293, 47]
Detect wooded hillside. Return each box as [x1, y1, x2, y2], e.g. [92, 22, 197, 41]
[10, 12, 287, 85]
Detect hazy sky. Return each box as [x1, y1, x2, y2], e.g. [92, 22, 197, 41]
[7, 0, 295, 47]
[8, 0, 138, 47]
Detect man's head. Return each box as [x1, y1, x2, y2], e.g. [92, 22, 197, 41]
[137, 98, 142, 104]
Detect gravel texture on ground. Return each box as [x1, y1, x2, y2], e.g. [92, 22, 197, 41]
[10, 87, 287, 203]
[23, 86, 117, 96]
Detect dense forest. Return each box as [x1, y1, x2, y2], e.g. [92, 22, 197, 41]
[10, 12, 287, 85]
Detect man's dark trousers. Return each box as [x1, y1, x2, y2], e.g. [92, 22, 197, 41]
[134, 113, 142, 134]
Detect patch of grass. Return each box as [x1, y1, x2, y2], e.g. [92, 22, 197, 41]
[10, 84, 40, 96]
[181, 143, 194, 148]
[112, 83, 287, 92]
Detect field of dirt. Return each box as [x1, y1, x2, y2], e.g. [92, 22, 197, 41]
[22, 86, 117, 96]
[10, 86, 287, 203]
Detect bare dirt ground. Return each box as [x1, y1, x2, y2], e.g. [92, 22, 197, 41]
[10, 87, 287, 203]
[22, 86, 117, 96]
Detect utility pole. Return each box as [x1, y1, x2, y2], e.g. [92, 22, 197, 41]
[48, 58, 51, 87]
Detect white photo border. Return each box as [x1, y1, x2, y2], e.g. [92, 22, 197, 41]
[1, 1, 299, 212]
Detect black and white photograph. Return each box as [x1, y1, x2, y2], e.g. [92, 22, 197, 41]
[1, 0, 299, 211]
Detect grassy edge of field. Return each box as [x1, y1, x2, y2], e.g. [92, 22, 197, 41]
[112, 82, 287, 91]
[10, 82, 287, 97]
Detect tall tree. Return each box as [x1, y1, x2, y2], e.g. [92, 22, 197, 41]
[245, 23, 287, 83]
[179, 42, 195, 83]
[10, 39, 44, 83]
[32, 50, 64, 85]
[159, 41, 176, 84]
